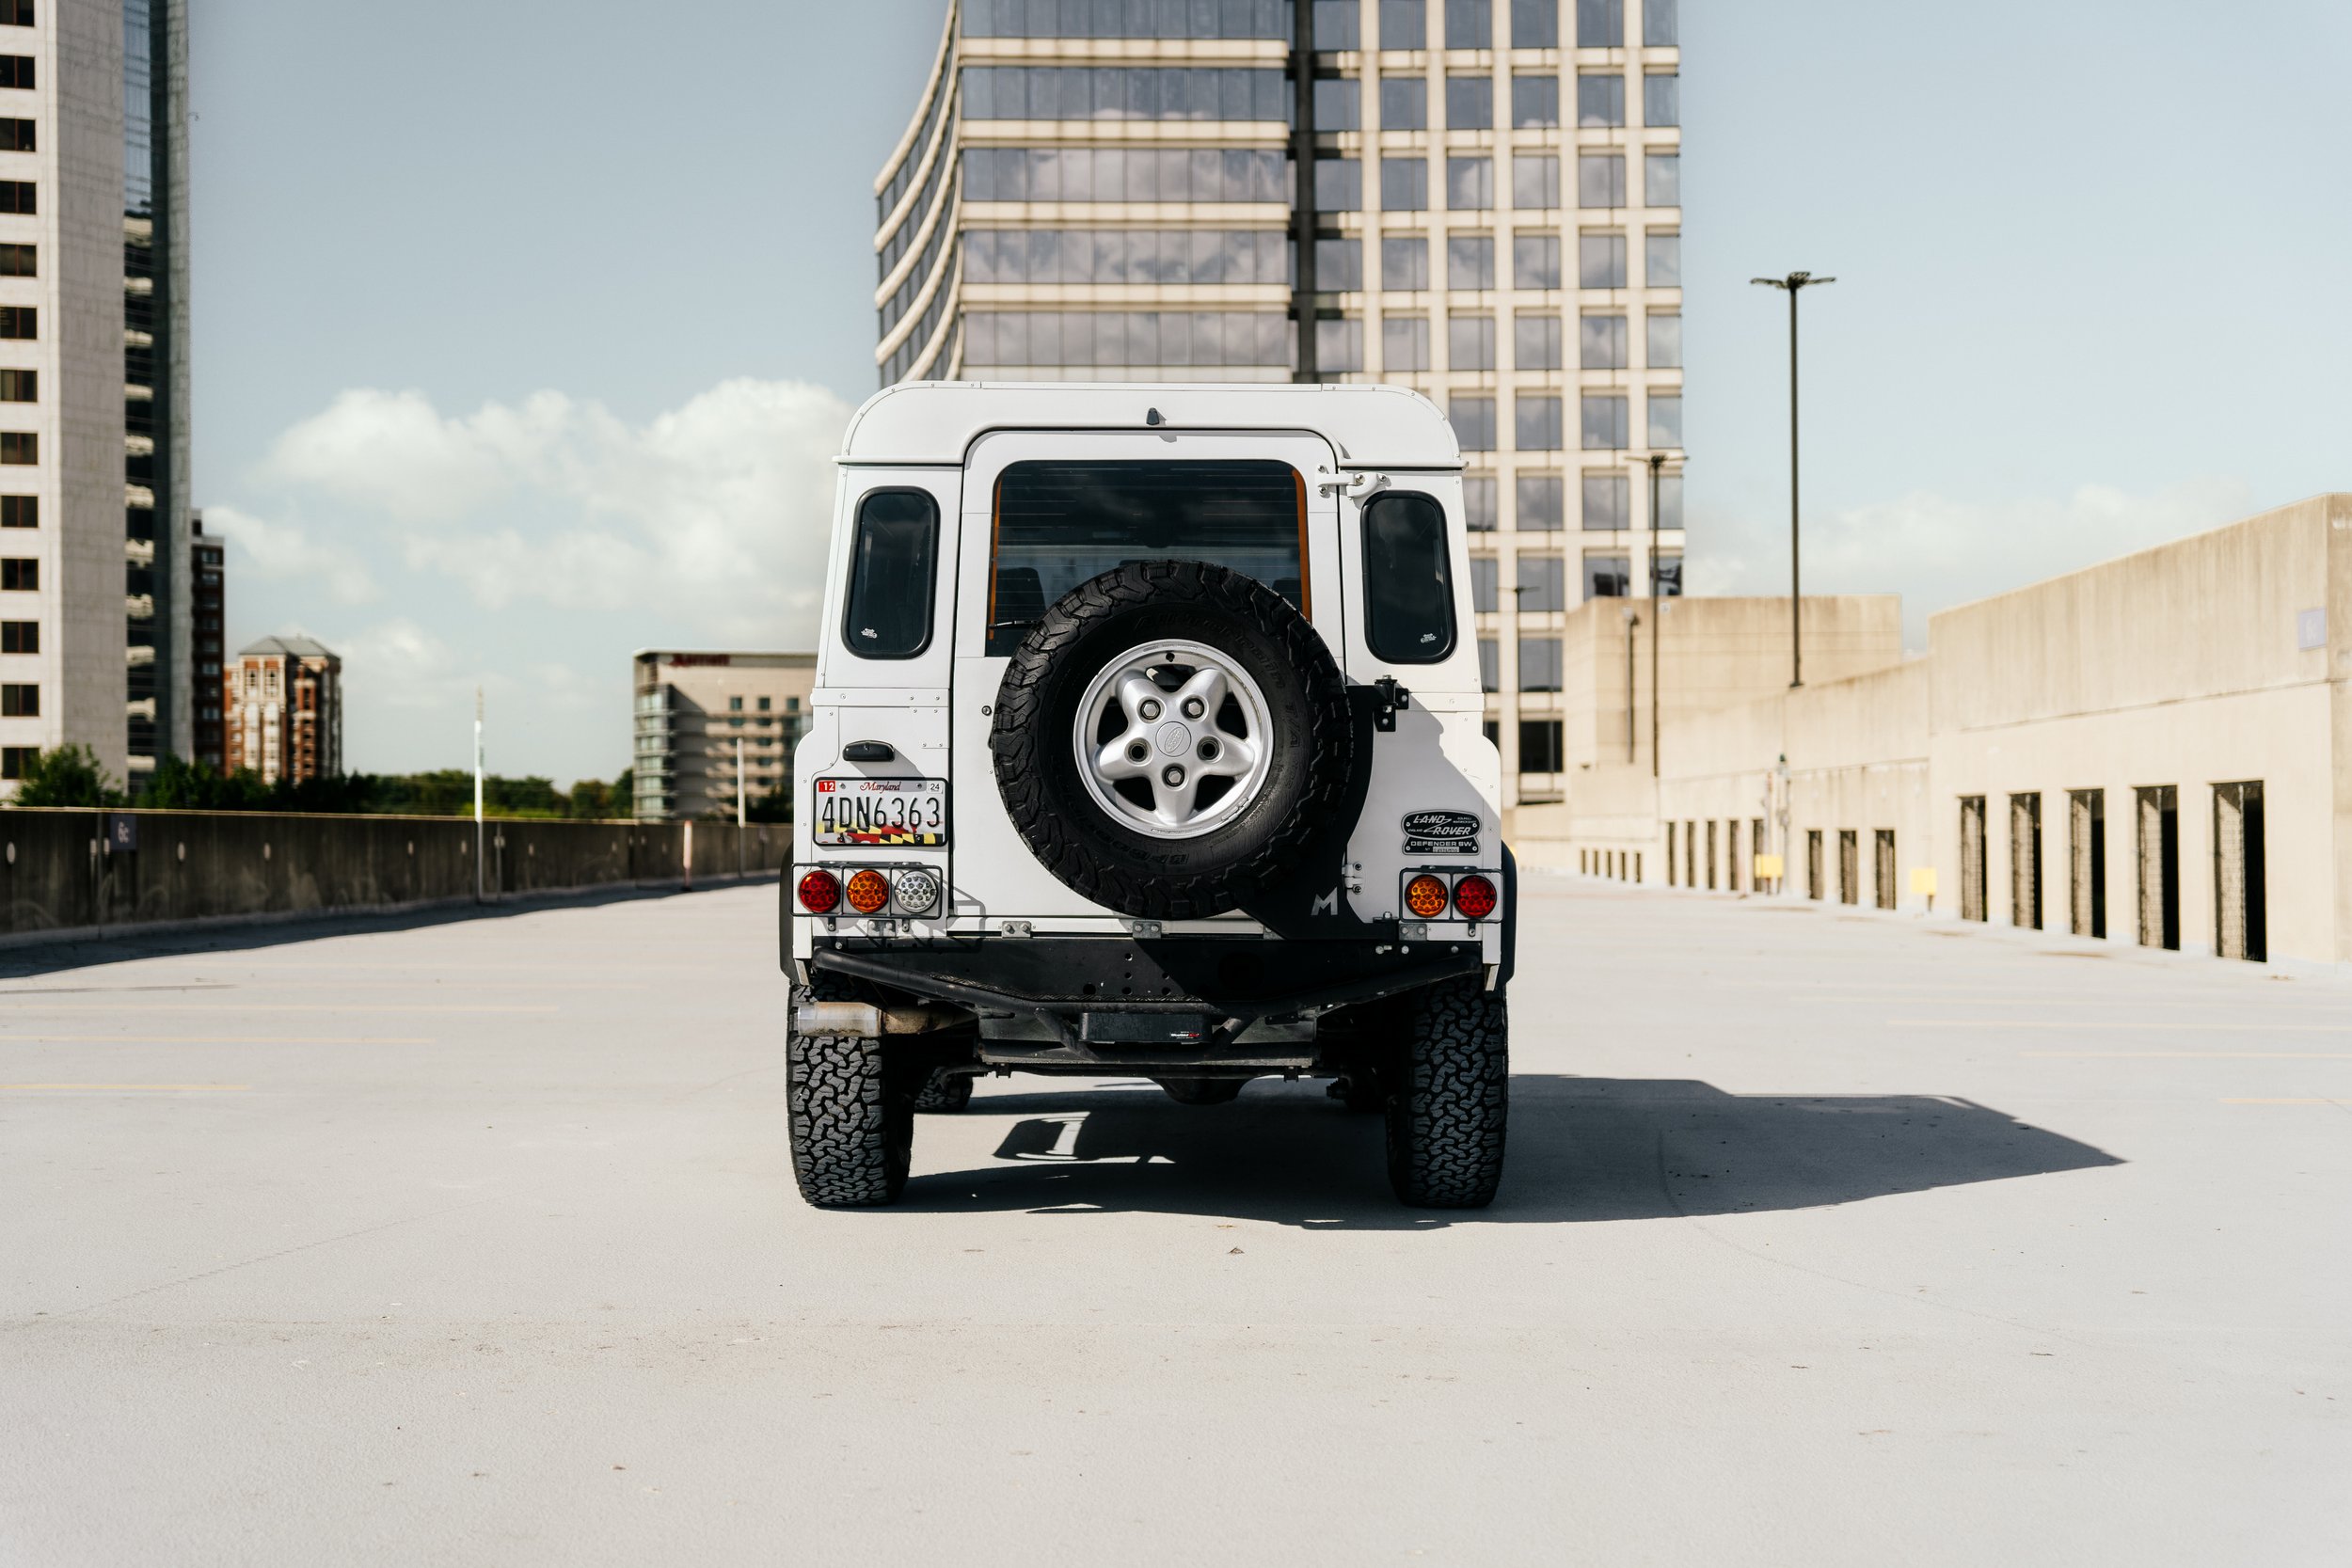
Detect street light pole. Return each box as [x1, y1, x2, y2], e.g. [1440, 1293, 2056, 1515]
[1627, 450, 1682, 779]
[472, 687, 485, 905]
[1750, 271, 1835, 688]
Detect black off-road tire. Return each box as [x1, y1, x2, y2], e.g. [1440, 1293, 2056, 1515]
[991, 560, 1354, 919]
[787, 975, 914, 1208]
[913, 1068, 974, 1114]
[1385, 977, 1508, 1208]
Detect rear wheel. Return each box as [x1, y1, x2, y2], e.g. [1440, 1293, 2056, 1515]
[1385, 978, 1508, 1208]
[913, 1068, 974, 1114]
[787, 975, 914, 1208]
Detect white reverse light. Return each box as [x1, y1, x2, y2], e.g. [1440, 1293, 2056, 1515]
[891, 867, 942, 916]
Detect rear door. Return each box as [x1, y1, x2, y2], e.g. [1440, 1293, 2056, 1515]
[949, 430, 1342, 927]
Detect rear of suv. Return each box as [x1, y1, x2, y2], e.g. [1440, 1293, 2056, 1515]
[784, 383, 1512, 1209]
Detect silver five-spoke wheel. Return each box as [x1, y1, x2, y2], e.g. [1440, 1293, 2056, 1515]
[1073, 640, 1274, 839]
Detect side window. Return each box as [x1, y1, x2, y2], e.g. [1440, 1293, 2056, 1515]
[1360, 492, 1456, 664]
[841, 489, 938, 659]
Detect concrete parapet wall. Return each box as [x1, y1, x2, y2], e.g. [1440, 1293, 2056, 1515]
[0, 809, 788, 940]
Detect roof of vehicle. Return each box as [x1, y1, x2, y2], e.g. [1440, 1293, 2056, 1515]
[838, 381, 1463, 470]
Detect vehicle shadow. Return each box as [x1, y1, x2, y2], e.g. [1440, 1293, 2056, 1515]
[901, 1075, 2122, 1229]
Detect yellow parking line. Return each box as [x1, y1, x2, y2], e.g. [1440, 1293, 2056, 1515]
[2023, 1051, 2352, 1060]
[0, 1083, 250, 1091]
[0, 1035, 435, 1046]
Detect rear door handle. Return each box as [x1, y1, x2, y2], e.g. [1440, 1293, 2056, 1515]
[842, 741, 896, 763]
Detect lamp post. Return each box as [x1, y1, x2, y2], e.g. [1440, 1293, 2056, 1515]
[1749, 271, 1835, 688]
[1626, 450, 1683, 778]
[472, 687, 485, 904]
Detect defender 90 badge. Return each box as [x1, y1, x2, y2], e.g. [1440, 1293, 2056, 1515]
[1402, 809, 1480, 857]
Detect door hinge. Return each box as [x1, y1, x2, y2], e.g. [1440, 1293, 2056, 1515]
[1373, 677, 1412, 732]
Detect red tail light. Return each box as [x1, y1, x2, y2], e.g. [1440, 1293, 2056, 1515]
[1453, 875, 1499, 921]
[797, 869, 841, 913]
[1405, 874, 1450, 919]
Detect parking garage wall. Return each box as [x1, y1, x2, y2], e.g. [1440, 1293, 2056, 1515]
[0, 808, 788, 940]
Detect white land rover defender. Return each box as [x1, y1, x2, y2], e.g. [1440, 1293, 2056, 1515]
[784, 383, 1513, 1209]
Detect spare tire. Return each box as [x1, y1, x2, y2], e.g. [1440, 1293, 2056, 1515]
[991, 560, 1354, 919]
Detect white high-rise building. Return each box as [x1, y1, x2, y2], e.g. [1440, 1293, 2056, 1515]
[0, 0, 191, 799]
[873, 0, 1684, 807]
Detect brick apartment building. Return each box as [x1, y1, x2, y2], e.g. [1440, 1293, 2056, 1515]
[224, 633, 340, 785]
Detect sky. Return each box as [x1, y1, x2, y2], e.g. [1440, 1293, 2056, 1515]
[188, 1, 2352, 786]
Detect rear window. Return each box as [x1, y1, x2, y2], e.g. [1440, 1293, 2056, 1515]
[988, 459, 1305, 657]
[1361, 491, 1456, 664]
[842, 489, 938, 659]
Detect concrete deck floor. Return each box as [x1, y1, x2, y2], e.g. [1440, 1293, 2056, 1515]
[1, 877, 2345, 1565]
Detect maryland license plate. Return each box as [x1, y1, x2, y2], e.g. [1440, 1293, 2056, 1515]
[814, 778, 947, 846]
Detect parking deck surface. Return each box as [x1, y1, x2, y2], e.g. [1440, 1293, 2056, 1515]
[2, 877, 2346, 1565]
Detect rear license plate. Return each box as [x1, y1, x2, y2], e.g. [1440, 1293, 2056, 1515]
[814, 777, 947, 846]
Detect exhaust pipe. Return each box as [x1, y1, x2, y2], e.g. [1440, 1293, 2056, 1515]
[795, 1001, 965, 1037]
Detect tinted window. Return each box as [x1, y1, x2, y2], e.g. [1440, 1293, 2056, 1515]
[989, 460, 1303, 657]
[1361, 492, 1456, 664]
[842, 490, 938, 659]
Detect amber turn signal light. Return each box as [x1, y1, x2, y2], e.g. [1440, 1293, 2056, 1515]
[1453, 874, 1499, 921]
[796, 868, 841, 914]
[1405, 874, 1450, 919]
[844, 869, 893, 914]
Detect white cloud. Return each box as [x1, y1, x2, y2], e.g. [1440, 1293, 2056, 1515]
[202, 502, 378, 604]
[256, 377, 850, 644]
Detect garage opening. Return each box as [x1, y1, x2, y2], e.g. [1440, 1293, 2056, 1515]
[1726, 819, 1742, 892]
[2068, 788, 2106, 939]
[1959, 797, 1987, 922]
[1806, 830, 1824, 900]
[1752, 816, 1767, 891]
[1663, 829, 1675, 885]
[1685, 821, 1696, 888]
[2213, 781, 2265, 961]
[1706, 820, 1718, 890]
[2136, 784, 2180, 950]
[1836, 829, 1859, 904]
[2010, 792, 2043, 929]
[1873, 829, 1896, 910]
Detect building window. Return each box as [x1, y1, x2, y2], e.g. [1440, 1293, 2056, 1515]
[1580, 313, 1628, 369]
[1465, 474, 1498, 531]
[1575, 74, 1624, 127]
[0, 494, 30, 527]
[965, 0, 1294, 38]
[0, 305, 33, 339]
[0, 242, 28, 277]
[1312, 0, 1359, 47]
[1516, 394, 1565, 450]
[1577, 153, 1625, 208]
[1450, 396, 1497, 451]
[1511, 153, 1560, 209]
[1655, 473, 1684, 529]
[1445, 74, 1493, 129]
[1, 745, 33, 779]
[1582, 554, 1630, 598]
[0, 180, 30, 215]
[1645, 230, 1680, 286]
[1645, 0, 1677, 45]
[1447, 232, 1496, 289]
[1316, 156, 1362, 211]
[1478, 636, 1500, 692]
[1644, 72, 1679, 126]
[1382, 156, 1429, 211]
[964, 312, 1292, 369]
[0, 558, 29, 592]
[0, 55, 30, 88]
[1317, 236, 1363, 290]
[965, 147, 1289, 203]
[1446, 155, 1494, 210]
[1383, 315, 1431, 371]
[1381, 235, 1429, 290]
[0, 369, 29, 402]
[1645, 151, 1680, 206]
[1646, 312, 1681, 368]
[1315, 76, 1361, 131]
[968, 230, 1292, 287]
[1512, 74, 1560, 128]
[0, 681, 35, 716]
[1450, 313, 1495, 370]
[1577, 231, 1626, 288]
[1511, 0, 1559, 48]
[1514, 232, 1562, 289]
[1581, 472, 1629, 530]
[1518, 636, 1564, 690]
[1470, 555, 1500, 612]
[1647, 393, 1682, 448]
[1581, 393, 1629, 450]
[1519, 720, 1565, 772]
[1516, 554, 1566, 611]
[1380, 0, 1428, 47]
[0, 618, 32, 652]
[728, 696, 743, 711]
[1445, 0, 1493, 49]
[1317, 317, 1365, 371]
[1515, 311, 1563, 369]
[1576, 0, 1622, 46]
[1517, 472, 1565, 530]
[1379, 75, 1428, 129]
[0, 116, 27, 152]
[1655, 551, 1683, 594]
